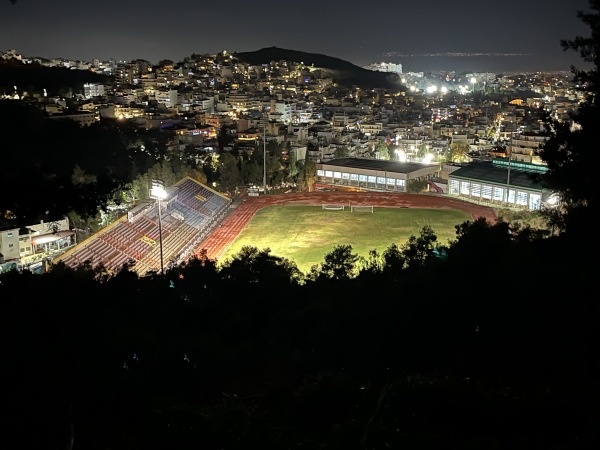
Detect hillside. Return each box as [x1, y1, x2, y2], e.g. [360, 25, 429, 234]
[234, 46, 406, 90]
[0, 60, 112, 96]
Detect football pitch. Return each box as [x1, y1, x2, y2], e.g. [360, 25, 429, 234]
[219, 205, 472, 273]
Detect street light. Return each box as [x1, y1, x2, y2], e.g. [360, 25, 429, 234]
[150, 179, 167, 275]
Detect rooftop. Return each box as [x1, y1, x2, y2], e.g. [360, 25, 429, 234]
[320, 157, 438, 174]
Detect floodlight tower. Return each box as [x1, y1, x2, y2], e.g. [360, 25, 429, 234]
[263, 125, 267, 194]
[150, 179, 167, 275]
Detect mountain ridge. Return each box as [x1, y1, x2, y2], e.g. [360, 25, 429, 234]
[233, 46, 405, 90]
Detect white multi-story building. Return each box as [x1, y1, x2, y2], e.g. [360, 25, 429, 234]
[0, 218, 74, 271]
[83, 83, 106, 99]
[155, 89, 179, 108]
[363, 62, 403, 74]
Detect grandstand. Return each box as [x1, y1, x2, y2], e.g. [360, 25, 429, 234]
[54, 177, 232, 276]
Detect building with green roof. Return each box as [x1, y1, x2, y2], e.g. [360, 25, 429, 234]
[448, 158, 556, 210]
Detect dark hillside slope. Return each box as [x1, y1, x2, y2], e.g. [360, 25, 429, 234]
[234, 46, 405, 90]
[0, 61, 112, 96]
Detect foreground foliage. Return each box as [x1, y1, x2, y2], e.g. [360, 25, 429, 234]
[1, 219, 598, 450]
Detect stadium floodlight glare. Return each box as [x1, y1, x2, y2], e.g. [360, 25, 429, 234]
[150, 180, 167, 275]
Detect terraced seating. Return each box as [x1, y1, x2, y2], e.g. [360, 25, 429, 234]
[54, 177, 233, 277]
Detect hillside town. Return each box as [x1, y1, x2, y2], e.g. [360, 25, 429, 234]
[0, 48, 582, 169]
[0, 48, 580, 271]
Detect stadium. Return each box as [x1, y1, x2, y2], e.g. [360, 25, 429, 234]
[54, 177, 497, 276]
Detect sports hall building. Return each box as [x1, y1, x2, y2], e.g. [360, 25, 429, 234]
[315, 156, 556, 211]
[315, 157, 440, 192]
[447, 158, 556, 211]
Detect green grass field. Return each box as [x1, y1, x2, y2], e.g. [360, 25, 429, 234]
[219, 205, 472, 273]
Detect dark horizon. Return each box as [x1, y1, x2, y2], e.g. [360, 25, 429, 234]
[0, 0, 592, 74]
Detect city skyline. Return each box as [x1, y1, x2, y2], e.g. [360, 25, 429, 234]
[1, 0, 594, 73]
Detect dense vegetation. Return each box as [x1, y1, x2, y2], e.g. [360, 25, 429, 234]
[1, 2, 600, 449]
[0, 59, 112, 97]
[0, 221, 597, 449]
[234, 46, 405, 90]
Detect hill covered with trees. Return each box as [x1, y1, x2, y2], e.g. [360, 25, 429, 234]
[234, 46, 405, 90]
[0, 59, 112, 97]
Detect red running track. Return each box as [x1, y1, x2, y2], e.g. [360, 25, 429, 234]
[195, 191, 497, 262]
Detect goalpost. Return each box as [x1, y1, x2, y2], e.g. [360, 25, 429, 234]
[322, 204, 345, 211]
[350, 205, 374, 213]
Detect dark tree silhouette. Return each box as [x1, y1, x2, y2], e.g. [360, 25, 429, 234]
[537, 0, 600, 235]
[0, 101, 134, 227]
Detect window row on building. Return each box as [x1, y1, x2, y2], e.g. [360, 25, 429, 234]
[448, 179, 542, 210]
[316, 169, 407, 191]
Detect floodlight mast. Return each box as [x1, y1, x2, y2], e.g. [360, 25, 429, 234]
[157, 198, 164, 275]
[150, 180, 167, 275]
[263, 125, 267, 194]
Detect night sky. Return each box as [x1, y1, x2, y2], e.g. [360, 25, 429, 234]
[0, 0, 594, 73]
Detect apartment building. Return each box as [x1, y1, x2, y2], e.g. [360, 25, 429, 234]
[0, 218, 74, 270]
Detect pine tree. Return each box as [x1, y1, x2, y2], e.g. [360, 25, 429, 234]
[538, 0, 600, 235]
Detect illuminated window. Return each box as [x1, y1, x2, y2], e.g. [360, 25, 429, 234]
[507, 189, 516, 204]
[529, 194, 541, 210]
[460, 181, 470, 195]
[482, 185, 492, 199]
[449, 179, 459, 194]
[493, 186, 504, 201]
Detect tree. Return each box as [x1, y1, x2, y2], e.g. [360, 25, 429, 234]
[217, 152, 243, 192]
[536, 0, 600, 235]
[406, 179, 428, 193]
[375, 142, 389, 160]
[449, 142, 470, 162]
[334, 145, 350, 158]
[309, 244, 360, 280]
[218, 245, 304, 287]
[217, 124, 235, 150]
[0, 101, 134, 228]
[395, 225, 439, 271]
[297, 159, 316, 192]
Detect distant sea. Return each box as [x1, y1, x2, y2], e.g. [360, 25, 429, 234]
[375, 54, 588, 74]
